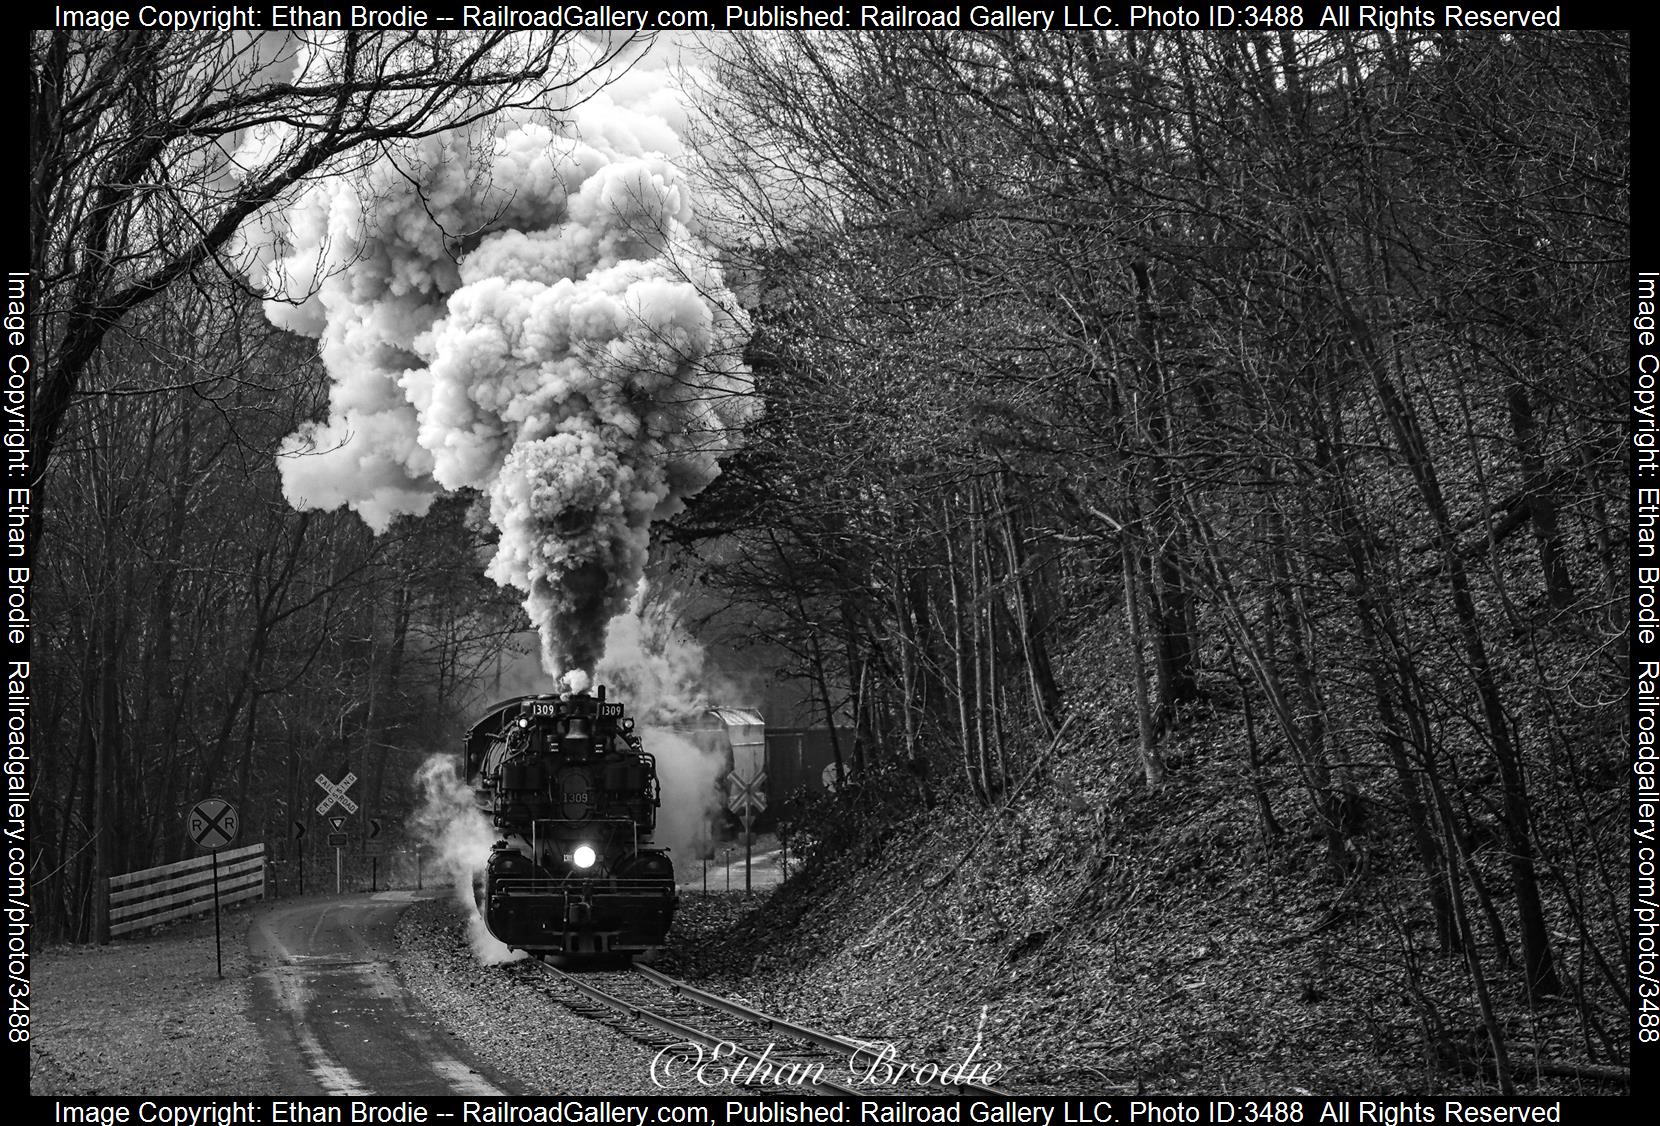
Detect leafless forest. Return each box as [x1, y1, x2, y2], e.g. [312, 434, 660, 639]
[29, 28, 1628, 1083]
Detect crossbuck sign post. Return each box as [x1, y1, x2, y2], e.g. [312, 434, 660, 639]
[726, 770, 766, 895]
[315, 773, 357, 894]
[185, 797, 239, 977]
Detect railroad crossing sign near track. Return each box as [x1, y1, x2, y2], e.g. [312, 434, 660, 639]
[316, 774, 358, 897]
[727, 770, 767, 816]
[186, 797, 239, 851]
[185, 796, 240, 977]
[315, 772, 358, 816]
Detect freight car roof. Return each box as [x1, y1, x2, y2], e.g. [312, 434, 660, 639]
[705, 706, 764, 730]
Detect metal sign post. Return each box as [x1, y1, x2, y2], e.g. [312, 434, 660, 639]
[315, 773, 357, 896]
[328, 817, 350, 894]
[291, 820, 305, 895]
[367, 819, 382, 892]
[211, 853, 221, 970]
[186, 797, 239, 977]
[727, 769, 767, 897]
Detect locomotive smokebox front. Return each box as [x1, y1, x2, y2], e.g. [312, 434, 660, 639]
[463, 688, 676, 958]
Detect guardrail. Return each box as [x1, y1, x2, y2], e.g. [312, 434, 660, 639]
[108, 844, 267, 937]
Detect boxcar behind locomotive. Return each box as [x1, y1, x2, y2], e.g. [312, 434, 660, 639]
[463, 688, 676, 957]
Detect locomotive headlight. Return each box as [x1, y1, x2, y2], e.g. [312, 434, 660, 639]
[572, 845, 597, 870]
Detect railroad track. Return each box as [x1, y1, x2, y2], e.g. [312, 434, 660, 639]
[527, 959, 1007, 1097]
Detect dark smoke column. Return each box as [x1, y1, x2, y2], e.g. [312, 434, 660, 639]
[250, 39, 754, 683]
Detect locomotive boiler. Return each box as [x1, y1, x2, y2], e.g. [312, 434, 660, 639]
[463, 688, 676, 957]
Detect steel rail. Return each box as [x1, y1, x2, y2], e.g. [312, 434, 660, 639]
[532, 961, 861, 1097]
[632, 963, 869, 1057]
[631, 963, 1006, 1097]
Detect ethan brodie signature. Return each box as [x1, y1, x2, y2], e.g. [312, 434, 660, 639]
[651, 1038, 1005, 1090]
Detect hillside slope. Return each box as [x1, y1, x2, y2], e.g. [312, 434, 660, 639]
[666, 701, 1629, 1097]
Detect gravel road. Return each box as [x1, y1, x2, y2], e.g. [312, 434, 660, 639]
[29, 888, 746, 1096]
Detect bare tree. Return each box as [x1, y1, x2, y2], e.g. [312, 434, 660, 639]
[29, 29, 638, 493]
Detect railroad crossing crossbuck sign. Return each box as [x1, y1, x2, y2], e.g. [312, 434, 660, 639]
[727, 770, 767, 816]
[187, 797, 239, 851]
[315, 772, 358, 816]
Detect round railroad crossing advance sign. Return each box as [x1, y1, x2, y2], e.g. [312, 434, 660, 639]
[187, 797, 240, 852]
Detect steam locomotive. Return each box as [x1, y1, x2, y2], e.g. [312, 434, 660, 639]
[463, 688, 676, 957]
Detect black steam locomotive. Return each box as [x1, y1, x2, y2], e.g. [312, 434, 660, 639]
[463, 688, 676, 957]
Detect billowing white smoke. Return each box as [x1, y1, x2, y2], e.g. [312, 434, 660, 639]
[254, 39, 753, 682]
[596, 590, 729, 864]
[642, 726, 724, 867]
[594, 590, 713, 723]
[411, 755, 525, 965]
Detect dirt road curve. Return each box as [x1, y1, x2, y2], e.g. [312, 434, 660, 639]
[248, 891, 520, 1096]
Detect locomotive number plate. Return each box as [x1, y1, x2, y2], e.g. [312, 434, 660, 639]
[598, 702, 623, 717]
[530, 702, 560, 717]
[558, 767, 595, 819]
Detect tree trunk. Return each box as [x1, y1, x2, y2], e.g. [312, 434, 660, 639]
[1263, 481, 1346, 874]
[1228, 649, 1282, 843]
[995, 474, 1062, 734]
[1505, 382, 1574, 609]
[1129, 259, 1199, 729]
[1121, 529, 1166, 788]
[92, 612, 119, 944]
[943, 511, 987, 805]
[1337, 300, 1561, 996]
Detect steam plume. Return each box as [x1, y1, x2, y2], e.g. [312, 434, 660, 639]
[254, 39, 753, 681]
[474, 590, 730, 865]
[642, 726, 724, 867]
[594, 589, 713, 724]
[411, 755, 525, 965]
[595, 590, 729, 861]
